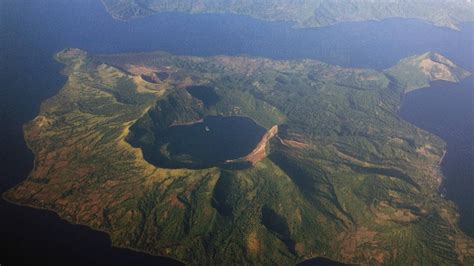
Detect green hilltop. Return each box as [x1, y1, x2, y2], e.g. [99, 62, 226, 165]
[4, 48, 474, 265]
[102, 0, 474, 30]
[386, 52, 471, 92]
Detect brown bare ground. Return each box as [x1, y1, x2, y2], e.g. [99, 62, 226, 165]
[338, 226, 381, 263]
[279, 138, 309, 149]
[295, 242, 305, 255]
[226, 125, 278, 165]
[247, 231, 260, 254]
[169, 193, 185, 209]
[126, 64, 160, 75]
[374, 201, 419, 224]
[454, 236, 474, 262]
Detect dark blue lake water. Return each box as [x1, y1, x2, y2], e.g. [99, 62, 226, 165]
[400, 77, 474, 237]
[0, 0, 472, 264]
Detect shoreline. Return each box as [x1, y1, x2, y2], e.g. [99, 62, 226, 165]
[2, 193, 348, 265]
[1, 193, 186, 265]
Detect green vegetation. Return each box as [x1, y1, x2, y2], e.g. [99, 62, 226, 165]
[4, 48, 474, 265]
[102, 0, 474, 30]
[386, 52, 471, 92]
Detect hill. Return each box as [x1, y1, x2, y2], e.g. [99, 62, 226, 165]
[101, 0, 474, 30]
[386, 52, 471, 92]
[4, 48, 474, 265]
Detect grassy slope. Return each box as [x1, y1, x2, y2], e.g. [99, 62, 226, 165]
[386, 52, 471, 92]
[101, 0, 474, 30]
[4, 48, 474, 265]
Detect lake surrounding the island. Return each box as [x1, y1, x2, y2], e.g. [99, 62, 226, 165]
[1, 0, 472, 264]
[400, 76, 474, 237]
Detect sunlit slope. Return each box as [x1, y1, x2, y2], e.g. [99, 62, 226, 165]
[4, 48, 474, 265]
[386, 52, 471, 92]
[102, 0, 474, 30]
